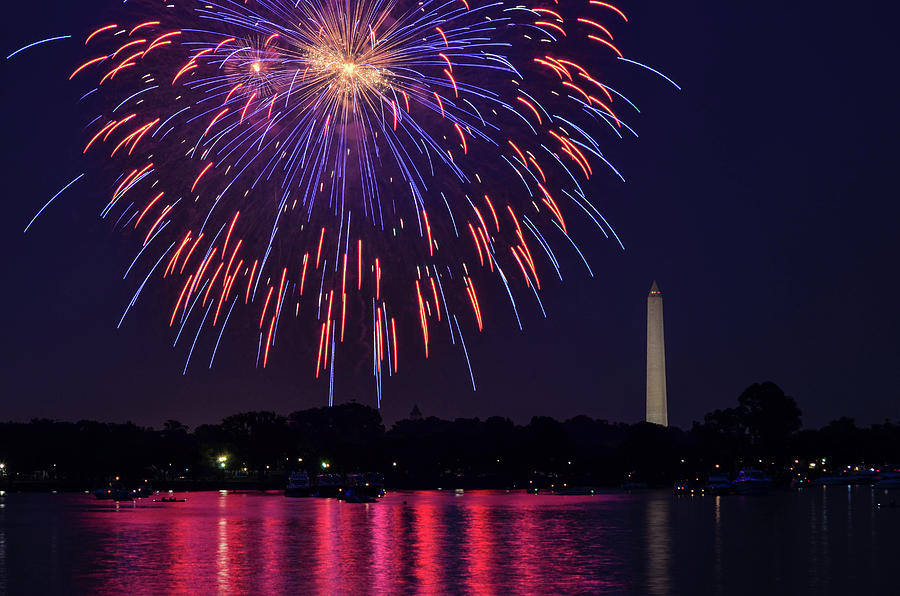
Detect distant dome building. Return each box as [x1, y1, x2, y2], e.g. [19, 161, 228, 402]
[409, 404, 423, 421]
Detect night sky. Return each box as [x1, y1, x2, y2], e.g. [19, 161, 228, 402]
[2, 1, 898, 429]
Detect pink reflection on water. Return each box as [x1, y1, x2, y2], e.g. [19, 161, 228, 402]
[511, 495, 541, 592]
[69, 490, 631, 593]
[8, 487, 900, 593]
[370, 495, 392, 589]
[413, 496, 442, 592]
[465, 499, 494, 593]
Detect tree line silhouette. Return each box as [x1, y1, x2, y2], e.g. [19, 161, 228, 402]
[1, 382, 897, 490]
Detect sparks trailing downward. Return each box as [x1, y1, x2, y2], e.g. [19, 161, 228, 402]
[20, 0, 676, 406]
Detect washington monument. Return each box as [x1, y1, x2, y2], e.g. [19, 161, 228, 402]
[646, 281, 668, 426]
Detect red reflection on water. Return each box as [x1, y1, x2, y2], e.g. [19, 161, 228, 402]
[413, 496, 443, 591]
[511, 497, 542, 591]
[371, 495, 391, 589]
[314, 497, 339, 593]
[465, 500, 494, 593]
[258, 496, 283, 594]
[71, 490, 630, 593]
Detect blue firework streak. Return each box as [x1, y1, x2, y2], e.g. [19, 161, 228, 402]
[23, 0, 677, 405]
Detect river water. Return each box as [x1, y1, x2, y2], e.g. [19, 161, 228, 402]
[0, 487, 897, 594]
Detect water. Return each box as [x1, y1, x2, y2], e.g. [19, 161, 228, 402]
[0, 487, 897, 594]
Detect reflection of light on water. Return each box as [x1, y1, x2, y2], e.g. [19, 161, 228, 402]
[511, 498, 541, 591]
[6, 487, 898, 592]
[317, 498, 341, 593]
[216, 497, 229, 593]
[0, 499, 5, 595]
[371, 494, 392, 590]
[714, 495, 723, 593]
[167, 498, 193, 591]
[464, 499, 493, 591]
[846, 485, 853, 541]
[259, 498, 280, 594]
[645, 494, 671, 595]
[413, 497, 441, 589]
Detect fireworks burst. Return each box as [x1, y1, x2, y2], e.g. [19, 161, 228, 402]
[16, 0, 677, 406]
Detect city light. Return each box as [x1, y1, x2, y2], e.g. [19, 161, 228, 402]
[321, 461, 330, 469]
[217, 455, 228, 469]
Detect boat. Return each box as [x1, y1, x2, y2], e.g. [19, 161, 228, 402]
[673, 480, 692, 495]
[133, 483, 155, 498]
[845, 469, 878, 484]
[705, 474, 733, 495]
[791, 476, 812, 489]
[621, 472, 648, 490]
[348, 472, 385, 498]
[874, 471, 900, 489]
[313, 473, 344, 498]
[92, 488, 134, 501]
[555, 488, 596, 495]
[811, 475, 853, 486]
[341, 488, 377, 503]
[733, 468, 772, 494]
[285, 471, 311, 497]
[92, 482, 134, 501]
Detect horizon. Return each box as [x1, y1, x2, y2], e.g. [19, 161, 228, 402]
[3, 381, 893, 432]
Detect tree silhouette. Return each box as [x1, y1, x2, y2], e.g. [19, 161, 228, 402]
[737, 382, 802, 457]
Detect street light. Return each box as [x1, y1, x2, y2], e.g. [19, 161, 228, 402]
[217, 455, 228, 469]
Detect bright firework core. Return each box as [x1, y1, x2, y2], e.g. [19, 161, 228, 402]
[305, 46, 387, 99]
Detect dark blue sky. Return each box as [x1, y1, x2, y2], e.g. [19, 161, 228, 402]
[2, 1, 898, 429]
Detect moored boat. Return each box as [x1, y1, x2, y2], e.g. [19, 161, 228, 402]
[92, 487, 134, 501]
[874, 471, 900, 489]
[285, 471, 311, 497]
[341, 487, 378, 503]
[92, 482, 134, 501]
[672, 480, 692, 495]
[733, 468, 772, 494]
[352, 472, 385, 498]
[811, 475, 850, 486]
[314, 473, 344, 498]
[555, 487, 596, 495]
[705, 474, 733, 495]
[133, 483, 155, 498]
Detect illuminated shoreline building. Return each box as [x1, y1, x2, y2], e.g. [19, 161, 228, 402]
[646, 281, 668, 426]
